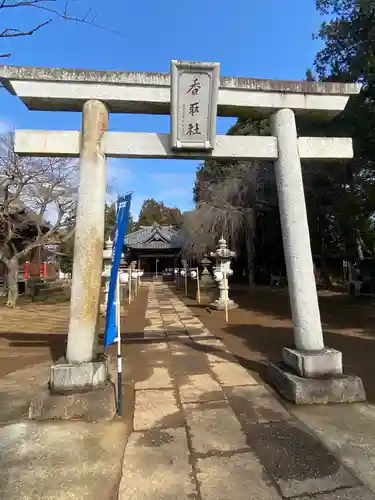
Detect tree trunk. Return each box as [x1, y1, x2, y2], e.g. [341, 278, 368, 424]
[355, 233, 365, 262]
[245, 238, 254, 287]
[5, 257, 19, 308]
[346, 166, 365, 263]
[245, 214, 255, 288]
[320, 253, 333, 288]
[320, 238, 333, 288]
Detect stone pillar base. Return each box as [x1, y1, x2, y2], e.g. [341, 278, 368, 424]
[50, 359, 109, 392]
[28, 358, 117, 421]
[268, 345, 366, 404]
[282, 346, 343, 378]
[211, 298, 238, 310]
[29, 382, 117, 421]
[267, 362, 366, 405]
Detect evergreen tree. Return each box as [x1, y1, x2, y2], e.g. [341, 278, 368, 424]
[136, 199, 182, 228]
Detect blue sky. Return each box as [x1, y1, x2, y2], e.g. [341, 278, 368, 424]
[0, 0, 323, 219]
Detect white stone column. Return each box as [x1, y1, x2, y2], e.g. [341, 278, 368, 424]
[263, 109, 365, 402]
[270, 108, 324, 352]
[66, 100, 108, 364]
[270, 108, 345, 379]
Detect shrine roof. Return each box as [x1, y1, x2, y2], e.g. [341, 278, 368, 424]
[125, 223, 183, 250]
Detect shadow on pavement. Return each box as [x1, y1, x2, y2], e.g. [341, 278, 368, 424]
[174, 285, 375, 404]
[0, 332, 67, 362]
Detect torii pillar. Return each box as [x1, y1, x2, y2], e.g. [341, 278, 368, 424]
[267, 108, 365, 403]
[30, 100, 116, 420]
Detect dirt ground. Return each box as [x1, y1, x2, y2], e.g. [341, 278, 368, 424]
[2, 281, 375, 407]
[0, 287, 148, 379]
[175, 283, 375, 404]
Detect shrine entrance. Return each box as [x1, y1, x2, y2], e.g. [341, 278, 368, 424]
[138, 255, 175, 275]
[2, 60, 365, 403]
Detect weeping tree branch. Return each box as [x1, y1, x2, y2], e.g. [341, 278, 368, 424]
[182, 161, 272, 261]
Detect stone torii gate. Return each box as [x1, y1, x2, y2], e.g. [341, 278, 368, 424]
[0, 61, 365, 415]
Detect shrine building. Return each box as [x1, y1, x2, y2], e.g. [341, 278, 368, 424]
[124, 223, 184, 275]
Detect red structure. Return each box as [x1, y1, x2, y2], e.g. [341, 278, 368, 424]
[24, 261, 29, 281]
[1, 247, 58, 289]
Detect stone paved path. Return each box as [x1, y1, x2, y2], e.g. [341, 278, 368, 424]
[118, 283, 375, 500]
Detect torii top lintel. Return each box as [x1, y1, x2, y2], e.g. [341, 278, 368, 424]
[0, 64, 361, 119]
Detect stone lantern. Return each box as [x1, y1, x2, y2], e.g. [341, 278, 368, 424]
[100, 236, 127, 313]
[210, 237, 238, 310]
[100, 237, 113, 313]
[199, 255, 217, 302]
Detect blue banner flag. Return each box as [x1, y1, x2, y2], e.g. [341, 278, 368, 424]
[104, 192, 132, 347]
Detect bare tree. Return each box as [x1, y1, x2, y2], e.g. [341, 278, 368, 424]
[0, 133, 77, 306]
[0, 0, 123, 58]
[182, 161, 273, 286]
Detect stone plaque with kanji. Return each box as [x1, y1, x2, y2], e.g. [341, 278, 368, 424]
[170, 60, 220, 151]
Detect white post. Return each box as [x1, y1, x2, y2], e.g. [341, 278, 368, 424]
[128, 266, 132, 304]
[270, 108, 324, 353]
[223, 272, 228, 323]
[196, 267, 201, 304]
[66, 100, 108, 364]
[137, 260, 141, 294]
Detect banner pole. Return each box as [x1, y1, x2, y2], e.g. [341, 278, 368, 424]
[137, 260, 141, 294]
[116, 273, 123, 416]
[103, 191, 133, 418]
[128, 266, 132, 304]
